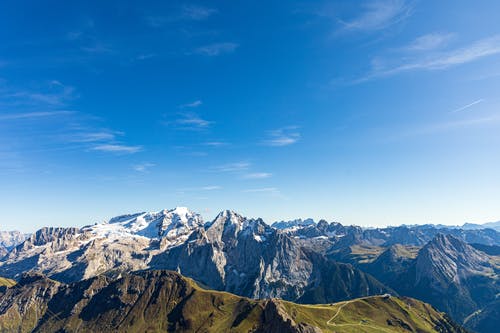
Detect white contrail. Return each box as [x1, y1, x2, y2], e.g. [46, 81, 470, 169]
[450, 99, 484, 113]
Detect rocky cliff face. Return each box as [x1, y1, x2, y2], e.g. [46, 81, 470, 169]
[414, 234, 493, 289]
[150, 210, 392, 302]
[0, 272, 61, 332]
[392, 234, 500, 327]
[28, 227, 80, 247]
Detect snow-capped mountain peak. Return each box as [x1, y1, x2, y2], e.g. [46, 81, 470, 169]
[85, 207, 204, 242]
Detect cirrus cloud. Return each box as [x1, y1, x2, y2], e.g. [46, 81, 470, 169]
[91, 144, 142, 154]
[263, 127, 300, 147]
[194, 42, 239, 56]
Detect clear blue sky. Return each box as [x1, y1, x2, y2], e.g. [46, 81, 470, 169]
[1, 0, 500, 232]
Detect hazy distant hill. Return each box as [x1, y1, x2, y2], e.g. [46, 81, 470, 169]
[462, 221, 500, 231]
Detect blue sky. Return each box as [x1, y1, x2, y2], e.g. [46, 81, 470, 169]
[1, 0, 500, 232]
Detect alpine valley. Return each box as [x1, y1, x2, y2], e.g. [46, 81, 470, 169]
[1, 207, 499, 333]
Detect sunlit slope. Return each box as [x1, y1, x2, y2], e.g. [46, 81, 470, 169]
[280, 295, 467, 333]
[0, 270, 467, 333]
[0, 277, 15, 287]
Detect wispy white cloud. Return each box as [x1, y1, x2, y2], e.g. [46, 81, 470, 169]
[80, 43, 113, 54]
[243, 172, 272, 179]
[62, 129, 143, 155]
[132, 162, 155, 172]
[264, 127, 300, 146]
[69, 131, 119, 143]
[164, 110, 213, 130]
[408, 35, 500, 69]
[405, 32, 455, 51]
[0, 81, 77, 107]
[201, 185, 222, 191]
[0, 81, 142, 159]
[450, 99, 484, 113]
[203, 141, 229, 147]
[136, 53, 156, 61]
[243, 187, 281, 196]
[91, 144, 142, 154]
[214, 162, 250, 172]
[181, 5, 217, 20]
[392, 115, 500, 140]
[194, 42, 238, 56]
[0, 111, 75, 121]
[340, 0, 413, 32]
[174, 112, 212, 129]
[147, 4, 216, 27]
[357, 35, 500, 82]
[425, 115, 500, 133]
[180, 100, 202, 108]
[177, 185, 222, 193]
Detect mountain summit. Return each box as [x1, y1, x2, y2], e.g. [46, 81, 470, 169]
[87, 206, 204, 241]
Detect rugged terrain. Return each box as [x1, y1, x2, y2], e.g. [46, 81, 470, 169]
[0, 207, 498, 332]
[391, 234, 499, 324]
[0, 270, 467, 333]
[0, 209, 393, 303]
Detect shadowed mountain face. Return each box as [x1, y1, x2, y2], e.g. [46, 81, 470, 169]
[362, 234, 500, 332]
[361, 244, 419, 286]
[0, 210, 393, 304]
[150, 211, 393, 302]
[0, 270, 467, 333]
[464, 298, 500, 333]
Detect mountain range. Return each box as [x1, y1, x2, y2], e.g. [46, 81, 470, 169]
[0, 270, 467, 333]
[1, 207, 499, 332]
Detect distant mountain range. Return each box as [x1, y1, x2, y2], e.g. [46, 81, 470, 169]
[462, 221, 500, 231]
[1, 207, 499, 332]
[0, 231, 26, 258]
[271, 218, 316, 230]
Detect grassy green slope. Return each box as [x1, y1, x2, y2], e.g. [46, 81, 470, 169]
[0, 277, 15, 287]
[0, 270, 467, 333]
[280, 295, 466, 333]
